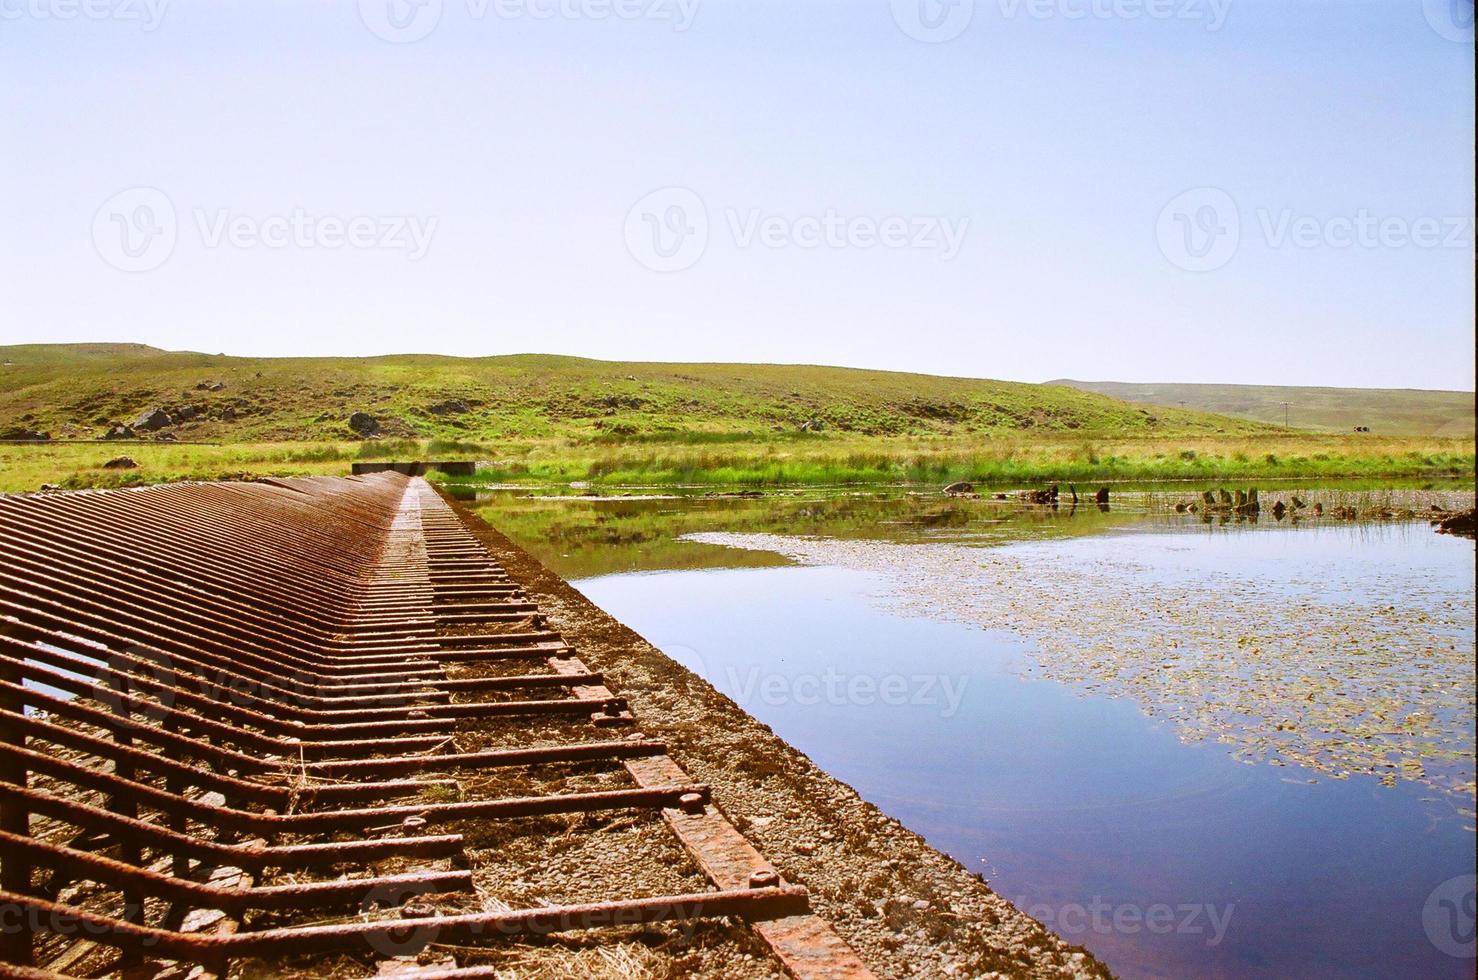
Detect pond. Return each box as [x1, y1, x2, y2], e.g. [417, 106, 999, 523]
[465, 484, 1477, 979]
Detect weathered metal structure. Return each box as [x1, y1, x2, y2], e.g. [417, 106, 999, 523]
[349, 462, 477, 477]
[0, 474, 871, 978]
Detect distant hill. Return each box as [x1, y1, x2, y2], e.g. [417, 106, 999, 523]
[0, 344, 1266, 442]
[1051, 380, 1475, 438]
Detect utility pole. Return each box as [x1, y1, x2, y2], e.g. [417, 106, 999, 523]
[1280, 401, 1291, 428]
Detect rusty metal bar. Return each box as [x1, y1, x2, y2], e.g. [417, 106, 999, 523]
[0, 886, 811, 960]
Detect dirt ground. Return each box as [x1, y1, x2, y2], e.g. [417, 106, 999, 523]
[439, 488, 1112, 980]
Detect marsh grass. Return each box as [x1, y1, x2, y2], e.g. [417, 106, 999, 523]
[1, 432, 1471, 494]
[454, 433, 1475, 488]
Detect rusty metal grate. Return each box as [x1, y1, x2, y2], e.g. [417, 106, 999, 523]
[0, 473, 873, 978]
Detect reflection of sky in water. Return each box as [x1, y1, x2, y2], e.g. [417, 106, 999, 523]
[575, 523, 1476, 980]
[1017, 520, 1471, 612]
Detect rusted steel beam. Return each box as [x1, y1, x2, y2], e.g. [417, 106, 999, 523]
[2, 744, 711, 834]
[2, 707, 454, 807]
[0, 886, 811, 959]
[301, 739, 669, 778]
[0, 654, 450, 761]
[0, 833, 472, 914]
[0, 784, 465, 872]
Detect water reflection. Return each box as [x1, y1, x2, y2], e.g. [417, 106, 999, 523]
[467, 482, 1473, 581]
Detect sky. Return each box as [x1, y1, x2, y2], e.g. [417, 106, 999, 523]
[1, 0, 1473, 389]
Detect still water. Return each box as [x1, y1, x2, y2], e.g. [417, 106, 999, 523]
[471, 486, 1477, 979]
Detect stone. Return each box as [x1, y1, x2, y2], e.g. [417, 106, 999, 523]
[1435, 509, 1475, 539]
[427, 399, 471, 416]
[348, 412, 380, 438]
[0, 428, 49, 441]
[100, 424, 137, 441]
[943, 481, 975, 496]
[133, 407, 174, 431]
[103, 456, 138, 470]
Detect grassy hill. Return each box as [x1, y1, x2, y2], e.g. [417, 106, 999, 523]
[1052, 380, 1475, 438]
[1, 344, 1268, 442]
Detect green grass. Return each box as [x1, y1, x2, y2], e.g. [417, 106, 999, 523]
[1053, 380, 1475, 437]
[454, 434, 1475, 487]
[0, 345, 1471, 493]
[1, 343, 1270, 443]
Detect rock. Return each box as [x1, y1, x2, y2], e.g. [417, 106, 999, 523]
[1094, 486, 1110, 505]
[154, 431, 178, 442]
[943, 481, 975, 497]
[428, 399, 471, 416]
[103, 456, 138, 470]
[799, 418, 824, 433]
[1272, 500, 1287, 520]
[1018, 483, 1060, 505]
[0, 428, 49, 441]
[132, 408, 174, 431]
[1435, 509, 1475, 540]
[194, 380, 226, 392]
[347, 412, 380, 438]
[100, 424, 137, 441]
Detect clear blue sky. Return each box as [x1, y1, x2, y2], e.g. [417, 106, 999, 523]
[2, 0, 1473, 389]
